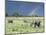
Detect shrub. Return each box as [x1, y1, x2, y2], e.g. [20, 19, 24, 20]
[8, 20, 13, 23]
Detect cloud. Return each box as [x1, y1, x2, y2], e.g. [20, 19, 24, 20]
[28, 7, 39, 16]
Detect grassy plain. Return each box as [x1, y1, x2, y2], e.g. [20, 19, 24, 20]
[5, 17, 44, 34]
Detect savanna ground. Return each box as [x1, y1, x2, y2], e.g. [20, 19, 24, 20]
[5, 17, 44, 35]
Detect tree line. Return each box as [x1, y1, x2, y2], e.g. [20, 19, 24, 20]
[5, 12, 43, 17]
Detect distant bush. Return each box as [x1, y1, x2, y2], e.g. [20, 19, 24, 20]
[8, 20, 13, 23]
[12, 12, 23, 17]
[31, 15, 38, 17]
[12, 28, 15, 32]
[24, 20, 27, 23]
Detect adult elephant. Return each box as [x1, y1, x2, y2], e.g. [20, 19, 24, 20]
[31, 18, 41, 28]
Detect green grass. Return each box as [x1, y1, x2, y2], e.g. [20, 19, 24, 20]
[5, 17, 44, 34]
